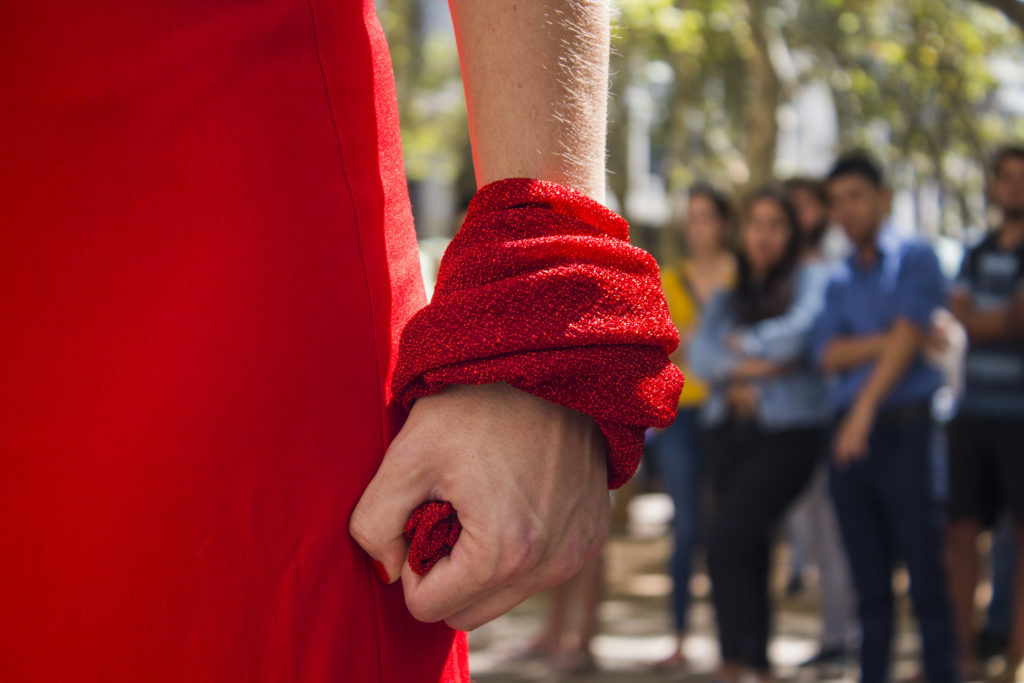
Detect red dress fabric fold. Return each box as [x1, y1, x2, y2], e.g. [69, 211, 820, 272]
[396, 178, 684, 573]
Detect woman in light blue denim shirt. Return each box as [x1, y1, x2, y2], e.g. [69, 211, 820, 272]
[689, 187, 831, 683]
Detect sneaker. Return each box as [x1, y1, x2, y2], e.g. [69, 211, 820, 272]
[798, 647, 846, 669]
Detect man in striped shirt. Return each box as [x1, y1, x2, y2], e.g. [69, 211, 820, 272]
[946, 145, 1024, 683]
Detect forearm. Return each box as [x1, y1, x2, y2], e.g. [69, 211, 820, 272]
[950, 292, 1013, 343]
[852, 318, 924, 411]
[449, 0, 609, 200]
[690, 324, 739, 383]
[1011, 295, 1024, 342]
[820, 333, 887, 372]
[954, 308, 1011, 342]
[730, 358, 782, 380]
[741, 267, 828, 363]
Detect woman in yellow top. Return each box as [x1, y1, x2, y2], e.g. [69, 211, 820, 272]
[654, 184, 736, 670]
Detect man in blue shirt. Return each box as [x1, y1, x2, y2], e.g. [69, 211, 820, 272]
[813, 153, 958, 683]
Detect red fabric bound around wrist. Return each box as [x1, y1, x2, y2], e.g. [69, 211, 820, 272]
[395, 177, 683, 575]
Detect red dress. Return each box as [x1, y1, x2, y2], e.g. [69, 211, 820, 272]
[0, 1, 467, 680]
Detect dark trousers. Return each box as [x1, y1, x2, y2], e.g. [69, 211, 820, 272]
[706, 421, 823, 670]
[829, 414, 958, 683]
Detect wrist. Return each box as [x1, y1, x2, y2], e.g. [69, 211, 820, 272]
[851, 395, 879, 419]
[871, 332, 889, 354]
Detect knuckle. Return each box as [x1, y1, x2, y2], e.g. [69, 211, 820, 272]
[502, 522, 547, 578]
[546, 549, 585, 587]
[404, 593, 443, 624]
[444, 614, 479, 632]
[585, 530, 607, 560]
[591, 514, 610, 549]
[347, 506, 376, 551]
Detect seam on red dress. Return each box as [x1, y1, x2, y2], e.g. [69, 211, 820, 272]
[304, 1, 388, 680]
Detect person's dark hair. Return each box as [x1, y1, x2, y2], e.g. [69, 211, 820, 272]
[733, 187, 804, 325]
[783, 177, 828, 205]
[688, 182, 734, 225]
[992, 145, 1024, 178]
[826, 151, 885, 189]
[783, 176, 829, 249]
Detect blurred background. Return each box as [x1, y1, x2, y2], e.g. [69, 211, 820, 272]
[379, 1, 1024, 680]
[382, 0, 1023, 247]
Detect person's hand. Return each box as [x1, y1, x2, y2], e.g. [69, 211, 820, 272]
[725, 382, 758, 420]
[726, 333, 744, 354]
[349, 382, 610, 631]
[731, 358, 782, 380]
[925, 308, 966, 370]
[833, 400, 875, 467]
[925, 311, 952, 359]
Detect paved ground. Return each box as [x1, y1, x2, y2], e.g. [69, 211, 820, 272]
[464, 493, 1007, 683]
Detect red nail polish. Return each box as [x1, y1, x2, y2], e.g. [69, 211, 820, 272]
[371, 559, 390, 584]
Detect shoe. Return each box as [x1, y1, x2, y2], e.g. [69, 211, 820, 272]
[650, 650, 686, 671]
[553, 650, 597, 675]
[798, 647, 846, 668]
[977, 626, 1009, 662]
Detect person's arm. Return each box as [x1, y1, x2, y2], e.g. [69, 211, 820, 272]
[833, 319, 925, 465]
[736, 264, 830, 364]
[689, 293, 741, 383]
[452, 0, 608, 199]
[1010, 288, 1024, 342]
[351, 1, 614, 632]
[947, 245, 1017, 343]
[949, 290, 1014, 343]
[833, 245, 947, 465]
[730, 358, 784, 379]
[850, 319, 926, 410]
[811, 274, 884, 372]
[819, 333, 888, 372]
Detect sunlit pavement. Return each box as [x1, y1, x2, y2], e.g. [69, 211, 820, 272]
[466, 493, 947, 683]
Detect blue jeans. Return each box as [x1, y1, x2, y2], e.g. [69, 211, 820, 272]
[653, 407, 703, 633]
[830, 414, 958, 683]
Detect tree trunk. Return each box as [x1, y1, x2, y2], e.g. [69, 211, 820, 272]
[742, 0, 781, 190]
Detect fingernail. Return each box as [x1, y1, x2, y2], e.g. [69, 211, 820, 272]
[371, 559, 391, 584]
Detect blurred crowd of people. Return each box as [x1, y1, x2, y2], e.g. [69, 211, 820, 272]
[633, 146, 1024, 683]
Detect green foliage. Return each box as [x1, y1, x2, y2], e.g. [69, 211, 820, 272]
[379, 0, 469, 184]
[384, 0, 1023, 236]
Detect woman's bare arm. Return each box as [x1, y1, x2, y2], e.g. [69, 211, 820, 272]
[450, 0, 608, 199]
[351, 1, 616, 632]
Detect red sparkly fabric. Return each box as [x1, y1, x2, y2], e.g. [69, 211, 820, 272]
[1, 1, 466, 680]
[404, 501, 462, 575]
[394, 177, 684, 491]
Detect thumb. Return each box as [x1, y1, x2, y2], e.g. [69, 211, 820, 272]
[349, 440, 434, 583]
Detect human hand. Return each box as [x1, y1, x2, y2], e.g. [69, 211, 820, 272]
[925, 308, 965, 369]
[925, 311, 952, 357]
[349, 383, 610, 631]
[726, 333, 743, 354]
[732, 358, 782, 379]
[833, 400, 875, 467]
[725, 382, 759, 420]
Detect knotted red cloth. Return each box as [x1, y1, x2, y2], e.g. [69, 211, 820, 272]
[403, 501, 461, 576]
[397, 178, 683, 575]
